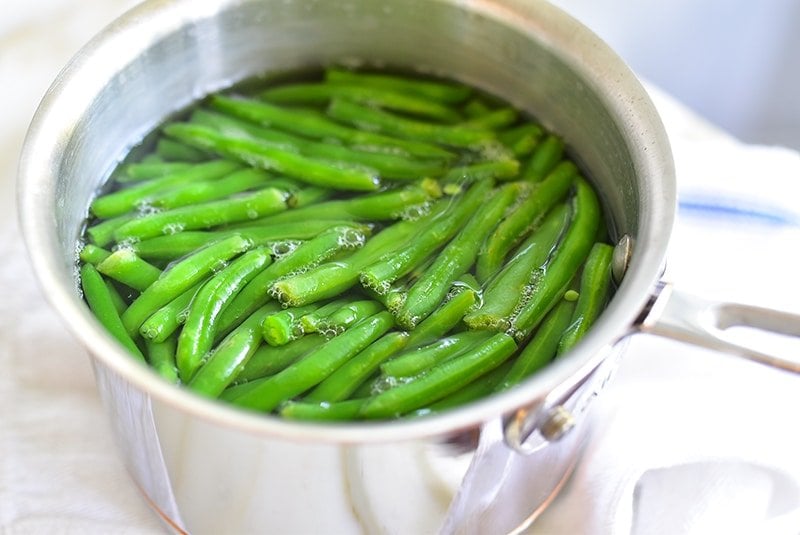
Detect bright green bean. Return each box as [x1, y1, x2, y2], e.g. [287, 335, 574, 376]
[236, 333, 326, 382]
[210, 95, 454, 160]
[164, 122, 382, 191]
[441, 160, 520, 185]
[262, 303, 321, 347]
[316, 300, 385, 337]
[216, 225, 369, 334]
[139, 280, 205, 342]
[325, 68, 472, 104]
[305, 332, 409, 403]
[86, 214, 135, 247]
[380, 330, 492, 378]
[121, 234, 251, 335]
[360, 333, 517, 419]
[523, 134, 565, 182]
[188, 305, 274, 397]
[498, 296, 576, 391]
[113, 187, 288, 242]
[155, 138, 209, 163]
[396, 182, 522, 328]
[270, 210, 439, 308]
[476, 161, 576, 281]
[234, 311, 395, 412]
[297, 299, 349, 334]
[96, 249, 163, 292]
[119, 161, 193, 183]
[327, 98, 494, 149]
[360, 180, 491, 293]
[511, 178, 601, 338]
[413, 361, 514, 416]
[90, 160, 241, 218]
[191, 109, 450, 180]
[279, 399, 366, 421]
[176, 247, 272, 381]
[145, 334, 179, 384]
[79, 244, 112, 265]
[466, 204, 570, 330]
[80, 264, 145, 361]
[404, 287, 478, 349]
[459, 107, 518, 130]
[147, 168, 271, 209]
[260, 82, 463, 123]
[557, 242, 614, 354]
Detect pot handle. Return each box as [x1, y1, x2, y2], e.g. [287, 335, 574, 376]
[637, 281, 800, 373]
[503, 280, 800, 454]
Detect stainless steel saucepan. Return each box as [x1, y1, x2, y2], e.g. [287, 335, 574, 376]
[18, 0, 800, 533]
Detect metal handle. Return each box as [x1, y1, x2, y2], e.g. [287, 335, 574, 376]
[638, 281, 800, 373]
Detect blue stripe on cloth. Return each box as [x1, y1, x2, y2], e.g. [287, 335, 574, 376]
[678, 198, 799, 227]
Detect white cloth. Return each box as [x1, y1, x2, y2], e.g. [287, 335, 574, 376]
[3, 3, 800, 534]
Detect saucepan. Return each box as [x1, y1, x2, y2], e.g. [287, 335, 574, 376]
[17, 0, 800, 533]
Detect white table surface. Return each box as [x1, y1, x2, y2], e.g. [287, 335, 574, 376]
[3, 2, 800, 534]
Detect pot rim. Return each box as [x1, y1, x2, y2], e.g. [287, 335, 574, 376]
[17, 0, 675, 444]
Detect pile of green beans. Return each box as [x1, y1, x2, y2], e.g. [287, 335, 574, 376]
[78, 67, 615, 421]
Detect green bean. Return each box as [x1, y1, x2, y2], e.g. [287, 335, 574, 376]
[90, 160, 241, 218]
[360, 180, 491, 293]
[498, 123, 544, 158]
[296, 299, 348, 333]
[327, 98, 495, 149]
[325, 68, 472, 104]
[86, 214, 135, 247]
[216, 225, 370, 334]
[380, 330, 492, 379]
[104, 279, 128, 315]
[191, 109, 450, 180]
[413, 361, 514, 416]
[462, 98, 493, 118]
[236, 180, 440, 228]
[113, 187, 288, 242]
[147, 168, 271, 210]
[176, 247, 272, 381]
[360, 333, 517, 419]
[237, 333, 326, 382]
[121, 234, 251, 335]
[288, 186, 333, 208]
[316, 300, 385, 337]
[96, 249, 163, 292]
[210, 95, 454, 160]
[155, 138, 209, 163]
[164, 122, 382, 191]
[404, 287, 478, 349]
[119, 161, 193, 183]
[79, 244, 112, 265]
[270, 210, 438, 307]
[262, 303, 321, 347]
[511, 178, 601, 338]
[188, 305, 274, 397]
[523, 134, 565, 182]
[80, 264, 145, 361]
[131, 220, 362, 261]
[220, 375, 269, 402]
[139, 280, 206, 342]
[396, 182, 522, 328]
[459, 107, 518, 130]
[304, 332, 409, 403]
[145, 334, 179, 384]
[234, 311, 395, 412]
[476, 161, 576, 281]
[280, 399, 366, 421]
[260, 82, 463, 123]
[557, 242, 614, 354]
[466, 204, 570, 330]
[498, 296, 576, 391]
[441, 160, 520, 185]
